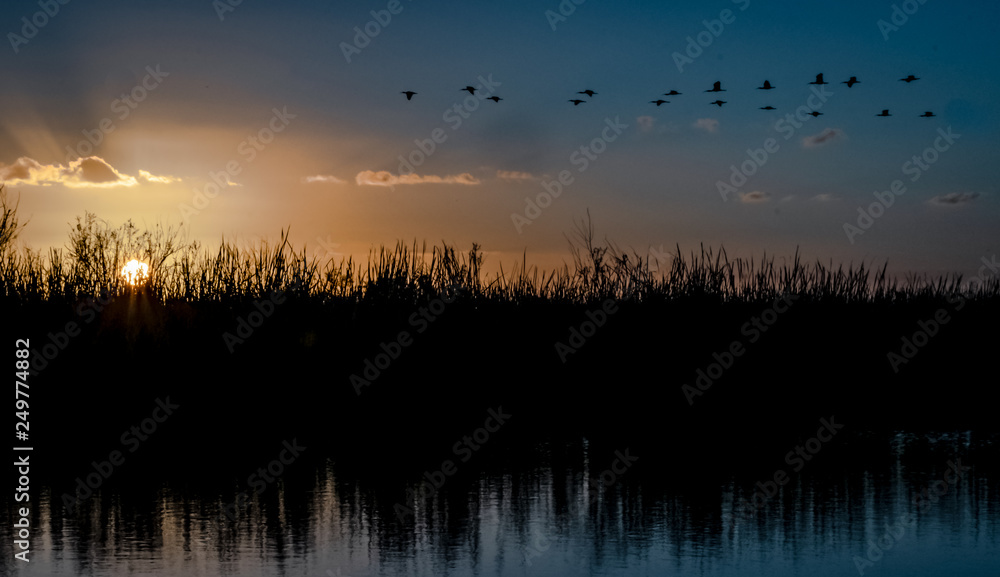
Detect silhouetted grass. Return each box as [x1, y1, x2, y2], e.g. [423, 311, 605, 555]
[0, 198, 996, 306]
[3, 193, 997, 481]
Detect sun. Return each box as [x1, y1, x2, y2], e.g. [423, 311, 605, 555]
[121, 259, 149, 285]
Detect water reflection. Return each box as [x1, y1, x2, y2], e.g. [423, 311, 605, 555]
[3, 432, 997, 576]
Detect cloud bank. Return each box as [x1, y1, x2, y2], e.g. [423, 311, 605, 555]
[355, 171, 480, 187]
[0, 156, 178, 188]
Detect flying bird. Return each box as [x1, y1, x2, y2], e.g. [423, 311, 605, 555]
[578, 89, 598, 97]
[401, 91, 417, 100]
[461, 86, 477, 94]
[919, 111, 936, 117]
[899, 75, 920, 83]
[876, 109, 891, 117]
[809, 74, 828, 85]
[664, 90, 682, 96]
[807, 111, 823, 117]
[650, 99, 669, 106]
[710, 100, 726, 107]
[568, 99, 586, 106]
[843, 76, 860, 88]
[760, 106, 776, 110]
[705, 81, 725, 92]
[757, 80, 775, 90]
[487, 96, 502, 103]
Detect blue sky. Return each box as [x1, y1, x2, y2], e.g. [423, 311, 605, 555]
[1, 0, 997, 277]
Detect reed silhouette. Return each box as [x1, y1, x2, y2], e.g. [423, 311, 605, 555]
[1, 192, 997, 479]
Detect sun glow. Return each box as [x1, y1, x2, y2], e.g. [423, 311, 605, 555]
[121, 259, 149, 285]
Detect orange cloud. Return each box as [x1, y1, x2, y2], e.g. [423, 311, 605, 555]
[0, 156, 178, 188]
[355, 170, 481, 187]
[302, 175, 345, 184]
[739, 190, 770, 203]
[496, 170, 535, 181]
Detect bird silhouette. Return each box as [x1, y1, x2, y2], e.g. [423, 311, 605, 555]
[487, 96, 502, 103]
[876, 109, 891, 117]
[664, 90, 682, 96]
[760, 106, 777, 110]
[568, 99, 586, 106]
[809, 74, 828, 85]
[401, 91, 417, 100]
[710, 100, 726, 107]
[843, 76, 860, 88]
[919, 111, 935, 117]
[461, 86, 477, 94]
[899, 75, 920, 83]
[650, 99, 669, 106]
[705, 81, 725, 92]
[807, 111, 823, 117]
[578, 90, 598, 97]
[757, 80, 775, 90]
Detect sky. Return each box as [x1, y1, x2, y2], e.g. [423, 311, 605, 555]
[1, 0, 998, 279]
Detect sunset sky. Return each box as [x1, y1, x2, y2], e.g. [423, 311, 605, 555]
[2, 0, 997, 278]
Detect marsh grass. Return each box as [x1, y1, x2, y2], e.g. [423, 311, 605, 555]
[7, 197, 997, 473]
[0, 195, 996, 307]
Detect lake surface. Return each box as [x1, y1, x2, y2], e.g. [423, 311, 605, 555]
[4, 430, 997, 577]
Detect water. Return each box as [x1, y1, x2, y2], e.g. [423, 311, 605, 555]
[4, 432, 997, 576]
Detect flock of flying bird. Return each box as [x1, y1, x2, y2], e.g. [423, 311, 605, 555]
[401, 74, 937, 117]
